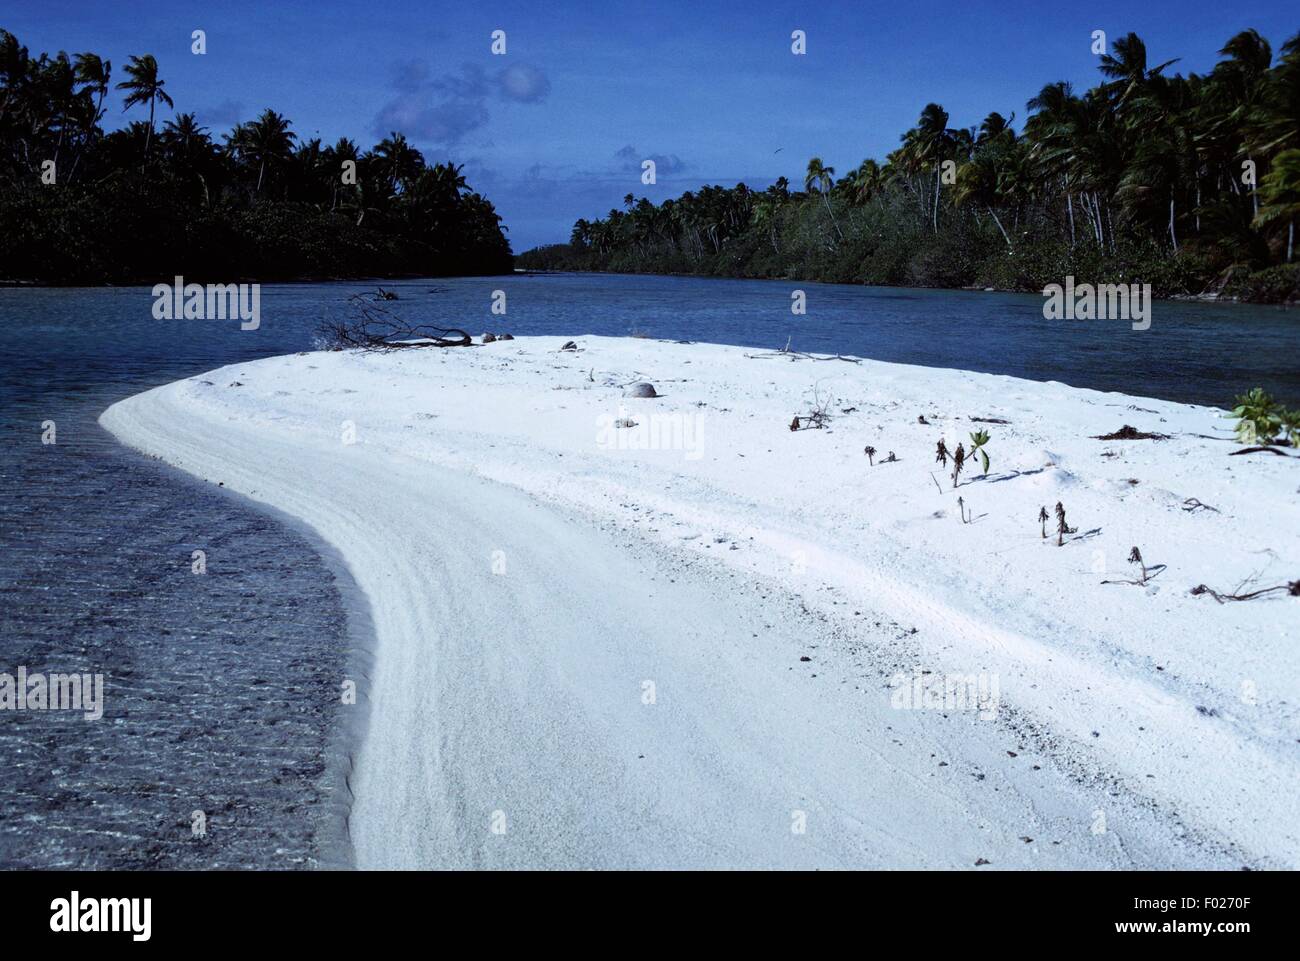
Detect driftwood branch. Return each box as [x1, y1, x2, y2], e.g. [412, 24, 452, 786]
[1190, 580, 1300, 603]
[1228, 446, 1296, 457]
[745, 339, 861, 364]
[317, 292, 472, 351]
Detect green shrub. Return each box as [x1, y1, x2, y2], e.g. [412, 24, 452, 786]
[1228, 388, 1284, 444]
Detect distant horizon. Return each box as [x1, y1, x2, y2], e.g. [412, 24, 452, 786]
[6, 1, 1297, 250]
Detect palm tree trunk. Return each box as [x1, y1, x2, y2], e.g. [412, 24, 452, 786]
[1066, 192, 1075, 246]
[53, 113, 66, 169]
[988, 207, 1013, 251]
[68, 90, 104, 186]
[932, 168, 941, 233]
[1289, 220, 1294, 264]
[821, 192, 843, 242]
[1248, 155, 1258, 218]
[1168, 196, 1178, 253]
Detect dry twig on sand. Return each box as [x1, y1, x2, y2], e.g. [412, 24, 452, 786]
[1190, 580, 1300, 603]
[790, 384, 834, 431]
[317, 293, 472, 350]
[744, 340, 861, 364]
[1054, 501, 1077, 546]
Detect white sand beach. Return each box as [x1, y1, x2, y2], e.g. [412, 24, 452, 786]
[101, 336, 1298, 869]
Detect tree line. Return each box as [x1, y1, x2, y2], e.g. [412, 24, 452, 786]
[0, 29, 513, 283]
[520, 30, 1300, 303]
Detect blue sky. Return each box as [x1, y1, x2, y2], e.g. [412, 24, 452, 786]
[6, 1, 1297, 250]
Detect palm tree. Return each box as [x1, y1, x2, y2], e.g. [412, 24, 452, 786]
[1255, 147, 1300, 261]
[977, 111, 1015, 145]
[843, 158, 885, 205]
[432, 161, 467, 191]
[570, 218, 592, 249]
[161, 112, 208, 150]
[1119, 73, 1202, 251]
[1206, 30, 1274, 219]
[1026, 83, 1123, 249]
[73, 52, 110, 124]
[228, 108, 296, 194]
[805, 156, 842, 240]
[292, 137, 331, 206]
[322, 137, 360, 212]
[69, 51, 110, 181]
[372, 131, 425, 196]
[1254, 32, 1300, 154]
[41, 52, 77, 170]
[1099, 32, 1179, 108]
[894, 104, 959, 231]
[955, 151, 1014, 249]
[804, 156, 833, 193]
[160, 112, 216, 203]
[115, 54, 172, 162]
[1244, 30, 1300, 237]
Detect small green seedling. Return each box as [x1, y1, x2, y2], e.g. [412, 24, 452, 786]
[968, 429, 991, 474]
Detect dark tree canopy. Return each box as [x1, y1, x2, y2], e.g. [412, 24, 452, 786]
[0, 29, 513, 283]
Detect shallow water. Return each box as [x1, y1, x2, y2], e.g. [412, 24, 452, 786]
[0, 286, 371, 869]
[0, 274, 1294, 869]
[501, 274, 1297, 408]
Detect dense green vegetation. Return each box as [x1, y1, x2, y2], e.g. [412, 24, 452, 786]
[0, 29, 513, 283]
[520, 30, 1300, 303]
[1229, 387, 1300, 445]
